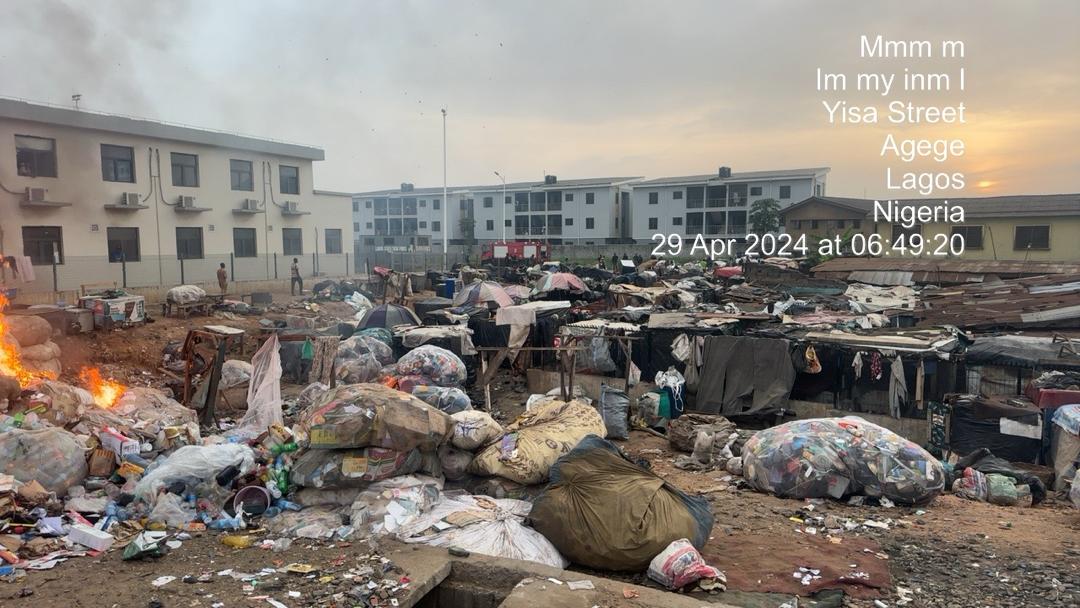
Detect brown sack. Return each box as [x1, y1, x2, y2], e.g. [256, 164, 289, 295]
[21, 341, 61, 362]
[298, 383, 452, 452]
[468, 398, 605, 485]
[5, 315, 52, 347]
[528, 435, 714, 571]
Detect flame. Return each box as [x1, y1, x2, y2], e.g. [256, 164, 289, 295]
[79, 367, 126, 409]
[0, 292, 57, 387]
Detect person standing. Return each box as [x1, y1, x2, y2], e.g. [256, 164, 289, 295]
[216, 263, 228, 295]
[290, 258, 303, 295]
[610, 253, 620, 271]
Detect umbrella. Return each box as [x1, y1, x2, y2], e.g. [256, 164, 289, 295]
[357, 303, 421, 330]
[532, 272, 587, 295]
[453, 280, 514, 308]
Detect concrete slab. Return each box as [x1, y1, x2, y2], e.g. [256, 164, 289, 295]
[500, 576, 740, 608]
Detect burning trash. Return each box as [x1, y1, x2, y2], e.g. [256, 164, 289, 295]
[0, 292, 59, 387]
[78, 367, 126, 409]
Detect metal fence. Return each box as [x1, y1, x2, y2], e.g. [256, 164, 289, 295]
[4, 252, 352, 294]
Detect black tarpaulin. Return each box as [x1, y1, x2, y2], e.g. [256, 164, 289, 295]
[694, 335, 795, 415]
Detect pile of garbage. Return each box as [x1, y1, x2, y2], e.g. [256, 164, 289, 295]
[3, 314, 61, 377]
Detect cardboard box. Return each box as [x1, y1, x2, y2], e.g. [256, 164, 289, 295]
[98, 427, 139, 464]
[67, 523, 115, 551]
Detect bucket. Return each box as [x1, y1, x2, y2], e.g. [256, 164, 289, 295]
[232, 485, 271, 516]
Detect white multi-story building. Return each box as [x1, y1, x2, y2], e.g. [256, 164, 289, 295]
[353, 175, 640, 250]
[0, 98, 352, 293]
[629, 167, 829, 241]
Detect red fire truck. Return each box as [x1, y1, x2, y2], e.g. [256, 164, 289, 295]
[480, 240, 550, 263]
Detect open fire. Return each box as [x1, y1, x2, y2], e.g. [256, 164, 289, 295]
[1, 292, 125, 406]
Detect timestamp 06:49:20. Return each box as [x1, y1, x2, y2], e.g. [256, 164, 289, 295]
[649, 231, 967, 258]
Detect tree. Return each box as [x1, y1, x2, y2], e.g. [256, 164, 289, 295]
[749, 198, 781, 233]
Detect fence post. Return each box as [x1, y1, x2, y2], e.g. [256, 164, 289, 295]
[230, 252, 235, 284]
[179, 257, 186, 284]
[52, 260, 58, 293]
[121, 254, 127, 289]
[311, 251, 316, 276]
[345, 253, 349, 276]
[273, 253, 278, 279]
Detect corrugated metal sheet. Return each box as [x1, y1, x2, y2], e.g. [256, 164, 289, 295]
[813, 258, 1080, 275]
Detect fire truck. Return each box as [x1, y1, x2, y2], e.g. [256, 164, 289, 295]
[480, 240, 550, 263]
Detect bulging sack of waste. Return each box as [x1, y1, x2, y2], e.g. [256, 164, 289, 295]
[469, 399, 605, 485]
[412, 385, 472, 414]
[742, 416, 945, 505]
[438, 444, 474, 481]
[5, 314, 52, 347]
[647, 539, 726, 590]
[528, 435, 714, 571]
[395, 345, 467, 387]
[291, 447, 424, 488]
[0, 427, 88, 494]
[668, 413, 736, 453]
[166, 284, 206, 304]
[33, 380, 93, 426]
[297, 383, 452, 452]
[135, 443, 255, 503]
[599, 383, 630, 440]
[350, 474, 444, 536]
[336, 353, 382, 384]
[220, 360, 253, 389]
[337, 335, 393, 366]
[453, 408, 507, 451]
[397, 494, 568, 569]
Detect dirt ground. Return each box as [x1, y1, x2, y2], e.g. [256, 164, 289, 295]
[8, 290, 1079, 608]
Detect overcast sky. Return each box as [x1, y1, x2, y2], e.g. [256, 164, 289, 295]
[3, 1, 1077, 198]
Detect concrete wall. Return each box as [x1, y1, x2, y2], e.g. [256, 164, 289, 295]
[787, 399, 929, 445]
[1, 115, 352, 294]
[869, 216, 1080, 261]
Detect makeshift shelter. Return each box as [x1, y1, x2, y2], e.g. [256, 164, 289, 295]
[357, 303, 421, 330]
[531, 272, 586, 297]
[453, 281, 514, 309]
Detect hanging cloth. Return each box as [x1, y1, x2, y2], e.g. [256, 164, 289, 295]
[852, 351, 864, 378]
[870, 352, 883, 380]
[804, 344, 822, 374]
[889, 356, 907, 418]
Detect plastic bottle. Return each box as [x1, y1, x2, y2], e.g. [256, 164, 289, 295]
[208, 512, 246, 530]
[122, 453, 151, 468]
[276, 499, 302, 512]
[261, 506, 282, 519]
[271, 442, 299, 456]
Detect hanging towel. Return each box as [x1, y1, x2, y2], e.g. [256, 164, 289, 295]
[889, 357, 907, 418]
[852, 351, 864, 378]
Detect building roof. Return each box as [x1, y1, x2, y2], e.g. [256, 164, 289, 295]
[781, 194, 1080, 218]
[0, 97, 325, 161]
[354, 176, 642, 197]
[635, 167, 830, 187]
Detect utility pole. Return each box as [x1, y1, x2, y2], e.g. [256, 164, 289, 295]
[441, 108, 448, 271]
[495, 171, 507, 242]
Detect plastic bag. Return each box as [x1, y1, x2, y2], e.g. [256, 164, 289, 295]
[397, 494, 567, 569]
[354, 327, 393, 348]
[166, 284, 206, 304]
[412, 385, 472, 414]
[529, 435, 714, 571]
[265, 506, 348, 540]
[598, 384, 629, 440]
[742, 417, 945, 505]
[395, 345, 467, 387]
[336, 354, 382, 384]
[298, 383, 452, 451]
[647, 539, 726, 590]
[0, 427, 87, 494]
[337, 335, 393, 366]
[952, 467, 989, 501]
[134, 444, 255, 503]
[345, 291, 373, 313]
[470, 399, 606, 485]
[149, 492, 196, 527]
[236, 334, 283, 436]
[574, 336, 616, 373]
[438, 445, 473, 480]
[450, 410, 504, 451]
[291, 447, 423, 488]
[350, 475, 443, 535]
[296, 382, 330, 409]
[220, 360, 253, 389]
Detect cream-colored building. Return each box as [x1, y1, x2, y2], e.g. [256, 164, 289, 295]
[0, 98, 352, 293]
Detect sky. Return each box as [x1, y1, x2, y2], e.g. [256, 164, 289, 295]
[2, 0, 1077, 198]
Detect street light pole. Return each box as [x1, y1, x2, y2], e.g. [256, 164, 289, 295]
[494, 171, 506, 242]
[441, 108, 448, 271]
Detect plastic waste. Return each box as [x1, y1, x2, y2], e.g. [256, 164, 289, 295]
[647, 539, 727, 590]
[395, 345, 467, 387]
[0, 427, 88, 494]
[122, 530, 169, 561]
[291, 447, 424, 488]
[598, 383, 630, 440]
[149, 493, 196, 528]
[221, 534, 254, 548]
[220, 359, 253, 389]
[450, 410, 504, 451]
[134, 444, 255, 503]
[412, 385, 472, 414]
[297, 383, 452, 451]
[234, 334, 283, 437]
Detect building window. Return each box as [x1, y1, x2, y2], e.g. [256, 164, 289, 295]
[365, 200, 372, 209]
[852, 220, 861, 229]
[374, 199, 388, 215]
[673, 217, 683, 226]
[384, 237, 395, 245]
[107, 227, 140, 262]
[649, 192, 659, 205]
[791, 220, 801, 229]
[836, 219, 846, 229]
[279, 165, 300, 194]
[486, 220, 494, 231]
[432, 221, 441, 232]
[432, 199, 441, 210]
[230, 159, 254, 191]
[22, 226, 63, 265]
[403, 198, 417, 215]
[325, 228, 343, 254]
[504, 219, 511, 227]
[815, 183, 823, 196]
[353, 222, 360, 231]
[389, 199, 402, 214]
[565, 193, 574, 202]
[175, 227, 204, 259]
[364, 238, 375, 246]
[672, 191, 683, 200]
[282, 227, 303, 255]
[101, 144, 135, 183]
[417, 236, 430, 247]
[483, 196, 493, 208]
[750, 186, 762, 196]
[233, 227, 257, 258]
[419, 221, 427, 229]
[352, 200, 359, 212]
[171, 153, 199, 187]
[951, 225, 983, 249]
[779, 185, 791, 199]
[15, 135, 57, 178]
[811, 220, 819, 229]
[892, 224, 923, 241]
[585, 218, 595, 229]
[586, 192, 595, 205]
[565, 218, 573, 226]
[649, 218, 658, 230]
[1014, 225, 1050, 250]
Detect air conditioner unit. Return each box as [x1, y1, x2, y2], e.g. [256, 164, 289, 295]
[718, 166, 732, 178]
[25, 187, 47, 202]
[400, 182, 414, 192]
[544, 175, 557, 185]
[285, 201, 299, 212]
[243, 198, 259, 210]
[121, 192, 140, 206]
[178, 195, 196, 208]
